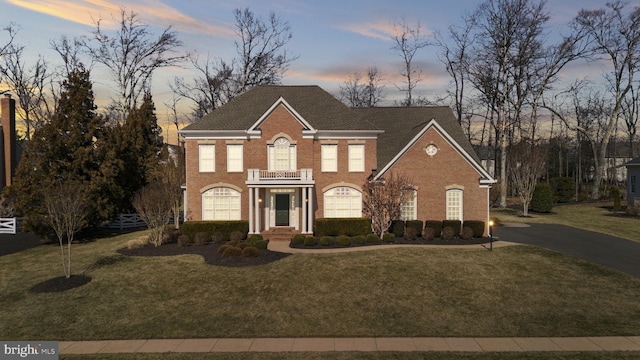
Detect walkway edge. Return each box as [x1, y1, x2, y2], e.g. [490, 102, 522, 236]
[59, 336, 640, 354]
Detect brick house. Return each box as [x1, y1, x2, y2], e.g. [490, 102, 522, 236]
[179, 85, 495, 236]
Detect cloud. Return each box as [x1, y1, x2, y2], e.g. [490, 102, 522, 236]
[6, 0, 235, 37]
[337, 19, 395, 41]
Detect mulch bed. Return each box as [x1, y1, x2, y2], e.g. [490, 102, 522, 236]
[30, 275, 92, 294]
[118, 243, 291, 267]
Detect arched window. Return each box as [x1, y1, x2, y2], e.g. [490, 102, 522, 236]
[324, 186, 362, 218]
[268, 137, 296, 171]
[446, 189, 463, 221]
[202, 187, 241, 220]
[401, 189, 417, 221]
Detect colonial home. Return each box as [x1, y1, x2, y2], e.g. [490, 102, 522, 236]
[623, 157, 640, 208]
[179, 85, 495, 236]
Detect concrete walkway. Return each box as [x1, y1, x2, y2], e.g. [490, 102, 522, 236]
[59, 336, 640, 354]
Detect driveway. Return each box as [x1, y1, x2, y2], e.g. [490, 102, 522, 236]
[495, 223, 640, 279]
[0, 232, 42, 256]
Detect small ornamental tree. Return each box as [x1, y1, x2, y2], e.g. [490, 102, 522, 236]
[43, 181, 89, 278]
[132, 183, 173, 246]
[363, 172, 413, 237]
[509, 139, 547, 217]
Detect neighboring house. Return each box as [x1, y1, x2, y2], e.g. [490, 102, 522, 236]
[623, 157, 640, 208]
[179, 85, 496, 236]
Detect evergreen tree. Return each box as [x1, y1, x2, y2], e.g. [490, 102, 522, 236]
[8, 66, 116, 232]
[110, 92, 163, 212]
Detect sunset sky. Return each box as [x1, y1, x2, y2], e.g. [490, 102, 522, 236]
[1, 0, 637, 141]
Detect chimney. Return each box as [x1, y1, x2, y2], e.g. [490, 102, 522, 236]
[1, 94, 16, 188]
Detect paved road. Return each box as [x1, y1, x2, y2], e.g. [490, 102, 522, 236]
[0, 232, 42, 256]
[495, 223, 640, 279]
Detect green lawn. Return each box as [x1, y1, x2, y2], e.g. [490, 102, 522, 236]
[492, 201, 640, 242]
[1, 230, 639, 341]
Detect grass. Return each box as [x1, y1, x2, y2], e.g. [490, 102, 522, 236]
[60, 352, 640, 360]
[1, 230, 639, 341]
[492, 201, 640, 242]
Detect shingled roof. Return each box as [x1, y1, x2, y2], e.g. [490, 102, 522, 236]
[182, 85, 376, 131]
[353, 106, 480, 171]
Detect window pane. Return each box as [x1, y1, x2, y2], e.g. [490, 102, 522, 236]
[202, 187, 241, 220]
[322, 145, 337, 172]
[199, 145, 215, 172]
[401, 190, 417, 221]
[446, 190, 462, 221]
[324, 186, 362, 218]
[227, 145, 243, 172]
[349, 144, 364, 172]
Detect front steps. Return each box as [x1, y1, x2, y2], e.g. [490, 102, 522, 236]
[261, 227, 301, 242]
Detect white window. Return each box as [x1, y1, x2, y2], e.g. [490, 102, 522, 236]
[348, 144, 365, 172]
[321, 144, 337, 172]
[324, 186, 362, 218]
[446, 189, 463, 221]
[202, 187, 241, 220]
[401, 189, 417, 221]
[227, 144, 243, 172]
[268, 137, 296, 171]
[199, 144, 215, 172]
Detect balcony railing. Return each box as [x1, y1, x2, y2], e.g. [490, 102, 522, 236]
[247, 168, 313, 182]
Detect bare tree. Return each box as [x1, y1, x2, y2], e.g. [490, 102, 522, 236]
[363, 172, 413, 237]
[150, 146, 185, 230]
[621, 84, 639, 158]
[83, 8, 187, 120]
[51, 35, 86, 79]
[391, 17, 431, 107]
[234, 8, 298, 93]
[0, 44, 52, 139]
[544, 1, 640, 199]
[340, 67, 384, 107]
[43, 181, 90, 278]
[509, 139, 547, 216]
[0, 23, 17, 64]
[132, 182, 174, 246]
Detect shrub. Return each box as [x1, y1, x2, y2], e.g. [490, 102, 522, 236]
[291, 234, 306, 245]
[366, 233, 380, 243]
[194, 232, 210, 246]
[314, 218, 371, 236]
[217, 244, 232, 254]
[241, 246, 260, 258]
[551, 177, 575, 203]
[611, 186, 621, 211]
[404, 226, 418, 240]
[425, 220, 442, 237]
[422, 227, 435, 241]
[248, 238, 267, 250]
[531, 183, 553, 213]
[462, 220, 485, 238]
[304, 237, 317, 246]
[460, 226, 474, 241]
[441, 220, 461, 236]
[230, 230, 245, 242]
[442, 227, 455, 241]
[390, 220, 405, 237]
[236, 242, 252, 250]
[405, 220, 423, 237]
[352, 235, 366, 244]
[222, 246, 242, 257]
[181, 221, 249, 242]
[127, 237, 147, 249]
[320, 236, 334, 246]
[336, 235, 351, 246]
[211, 231, 225, 244]
[163, 226, 180, 244]
[382, 233, 396, 243]
[177, 234, 191, 247]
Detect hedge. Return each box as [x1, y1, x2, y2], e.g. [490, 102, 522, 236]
[441, 220, 461, 237]
[314, 218, 371, 236]
[425, 220, 442, 237]
[390, 220, 405, 237]
[405, 220, 424, 237]
[180, 221, 249, 242]
[462, 220, 485, 238]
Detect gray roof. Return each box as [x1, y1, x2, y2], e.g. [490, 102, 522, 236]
[182, 85, 376, 131]
[183, 85, 481, 174]
[623, 157, 640, 166]
[353, 106, 480, 170]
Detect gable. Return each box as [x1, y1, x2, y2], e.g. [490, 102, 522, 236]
[247, 97, 315, 138]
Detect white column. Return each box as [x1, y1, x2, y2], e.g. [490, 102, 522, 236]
[301, 187, 307, 233]
[254, 187, 261, 233]
[307, 187, 313, 234]
[249, 187, 254, 234]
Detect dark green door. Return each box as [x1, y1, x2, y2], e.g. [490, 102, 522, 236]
[275, 194, 289, 226]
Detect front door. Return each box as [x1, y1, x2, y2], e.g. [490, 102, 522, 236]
[275, 194, 289, 226]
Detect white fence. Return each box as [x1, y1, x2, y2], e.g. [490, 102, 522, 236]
[0, 217, 17, 234]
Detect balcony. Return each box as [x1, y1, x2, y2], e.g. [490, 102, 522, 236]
[247, 169, 314, 185]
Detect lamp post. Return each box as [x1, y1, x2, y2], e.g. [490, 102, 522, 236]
[489, 220, 494, 251]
